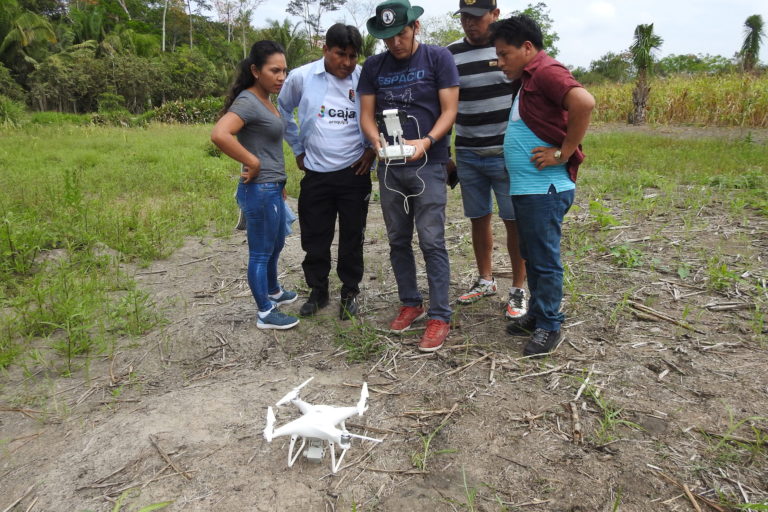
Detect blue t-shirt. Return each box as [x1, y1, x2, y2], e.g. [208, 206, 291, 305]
[357, 44, 459, 166]
[504, 92, 574, 195]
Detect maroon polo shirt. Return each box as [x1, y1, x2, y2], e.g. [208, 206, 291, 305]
[514, 51, 585, 182]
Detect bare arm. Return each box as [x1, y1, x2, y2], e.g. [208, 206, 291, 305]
[560, 87, 595, 160]
[531, 86, 595, 170]
[210, 112, 260, 183]
[359, 93, 381, 152]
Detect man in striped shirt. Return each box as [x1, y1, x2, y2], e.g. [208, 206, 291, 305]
[447, 0, 527, 320]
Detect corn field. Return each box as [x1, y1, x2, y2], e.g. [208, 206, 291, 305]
[591, 73, 768, 127]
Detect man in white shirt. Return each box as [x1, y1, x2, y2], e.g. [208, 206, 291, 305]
[278, 24, 376, 319]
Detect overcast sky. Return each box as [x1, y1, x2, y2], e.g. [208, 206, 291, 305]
[251, 0, 767, 68]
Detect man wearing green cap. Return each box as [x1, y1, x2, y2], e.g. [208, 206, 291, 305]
[358, 0, 460, 353]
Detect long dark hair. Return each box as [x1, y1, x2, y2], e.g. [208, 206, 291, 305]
[221, 40, 285, 115]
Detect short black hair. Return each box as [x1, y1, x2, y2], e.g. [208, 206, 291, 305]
[489, 15, 543, 50]
[326, 23, 363, 53]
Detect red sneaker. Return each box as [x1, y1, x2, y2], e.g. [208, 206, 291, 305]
[389, 305, 426, 333]
[419, 319, 449, 352]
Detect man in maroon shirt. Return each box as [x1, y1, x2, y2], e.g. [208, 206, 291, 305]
[492, 15, 595, 357]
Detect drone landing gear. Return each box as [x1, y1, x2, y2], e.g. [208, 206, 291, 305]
[286, 435, 348, 473]
[287, 435, 305, 467]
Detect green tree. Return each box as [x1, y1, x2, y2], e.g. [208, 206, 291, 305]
[360, 33, 378, 58]
[512, 2, 559, 58]
[0, 0, 56, 79]
[628, 23, 662, 125]
[286, 0, 346, 45]
[0, 61, 25, 101]
[656, 53, 734, 76]
[420, 11, 462, 47]
[259, 18, 314, 70]
[740, 14, 764, 73]
[587, 51, 631, 83]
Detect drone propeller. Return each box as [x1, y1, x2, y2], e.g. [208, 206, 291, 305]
[356, 382, 369, 416]
[275, 376, 314, 406]
[263, 406, 275, 442]
[346, 432, 383, 444]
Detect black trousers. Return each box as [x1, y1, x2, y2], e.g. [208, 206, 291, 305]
[298, 165, 372, 297]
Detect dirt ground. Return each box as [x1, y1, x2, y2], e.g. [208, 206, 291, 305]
[2, 125, 767, 512]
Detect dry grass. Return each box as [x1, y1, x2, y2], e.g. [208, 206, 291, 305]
[591, 73, 768, 127]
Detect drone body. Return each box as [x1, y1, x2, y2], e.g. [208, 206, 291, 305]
[263, 377, 382, 473]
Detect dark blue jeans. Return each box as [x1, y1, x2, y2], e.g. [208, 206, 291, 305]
[237, 181, 286, 312]
[512, 185, 575, 331]
[378, 162, 451, 322]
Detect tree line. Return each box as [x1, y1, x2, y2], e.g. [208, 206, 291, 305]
[1, 0, 765, 117]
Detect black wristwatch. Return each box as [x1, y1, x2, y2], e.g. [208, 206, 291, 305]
[425, 134, 437, 146]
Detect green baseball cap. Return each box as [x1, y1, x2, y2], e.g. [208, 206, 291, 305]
[366, 0, 424, 39]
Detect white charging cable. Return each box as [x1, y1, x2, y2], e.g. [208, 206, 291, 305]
[381, 115, 428, 214]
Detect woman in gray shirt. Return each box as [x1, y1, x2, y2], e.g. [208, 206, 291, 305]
[211, 40, 299, 330]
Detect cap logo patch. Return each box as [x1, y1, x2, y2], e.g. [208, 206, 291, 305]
[465, 0, 476, 4]
[381, 9, 396, 26]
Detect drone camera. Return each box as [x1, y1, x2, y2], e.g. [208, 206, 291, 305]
[303, 438, 326, 462]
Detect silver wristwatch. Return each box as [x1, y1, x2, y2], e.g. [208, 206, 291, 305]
[553, 149, 562, 162]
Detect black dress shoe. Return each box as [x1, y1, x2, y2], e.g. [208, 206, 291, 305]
[339, 295, 359, 320]
[299, 289, 329, 317]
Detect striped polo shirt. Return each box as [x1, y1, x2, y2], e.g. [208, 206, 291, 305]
[447, 38, 516, 150]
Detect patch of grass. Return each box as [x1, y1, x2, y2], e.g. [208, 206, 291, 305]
[573, 376, 643, 445]
[332, 319, 386, 362]
[590, 73, 768, 127]
[1, 123, 302, 368]
[411, 411, 458, 471]
[706, 256, 742, 291]
[610, 244, 643, 268]
[588, 200, 620, 228]
[705, 410, 767, 467]
[581, 132, 767, 215]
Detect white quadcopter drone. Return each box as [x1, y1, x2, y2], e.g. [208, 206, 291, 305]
[262, 377, 383, 473]
[376, 109, 416, 162]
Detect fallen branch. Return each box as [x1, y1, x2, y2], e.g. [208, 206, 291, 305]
[565, 402, 583, 444]
[652, 470, 727, 512]
[2, 483, 36, 512]
[442, 353, 493, 377]
[703, 302, 754, 312]
[510, 364, 567, 382]
[148, 435, 192, 480]
[628, 300, 705, 334]
[682, 483, 703, 512]
[363, 468, 428, 475]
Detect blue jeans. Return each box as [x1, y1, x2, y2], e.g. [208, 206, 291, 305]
[455, 149, 515, 220]
[512, 185, 575, 331]
[237, 181, 286, 312]
[378, 162, 451, 322]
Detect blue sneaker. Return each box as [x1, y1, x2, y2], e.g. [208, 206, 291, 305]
[269, 287, 298, 305]
[257, 309, 299, 330]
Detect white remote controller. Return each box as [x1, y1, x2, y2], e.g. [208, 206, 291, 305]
[378, 144, 415, 159]
[377, 109, 417, 162]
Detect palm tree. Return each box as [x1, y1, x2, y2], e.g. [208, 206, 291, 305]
[628, 23, 662, 125]
[740, 14, 764, 73]
[360, 33, 378, 59]
[0, 8, 56, 68]
[259, 19, 312, 70]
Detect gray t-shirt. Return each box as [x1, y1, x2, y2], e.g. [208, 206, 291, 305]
[228, 90, 285, 183]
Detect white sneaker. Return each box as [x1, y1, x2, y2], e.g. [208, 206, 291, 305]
[505, 288, 528, 319]
[457, 278, 497, 304]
